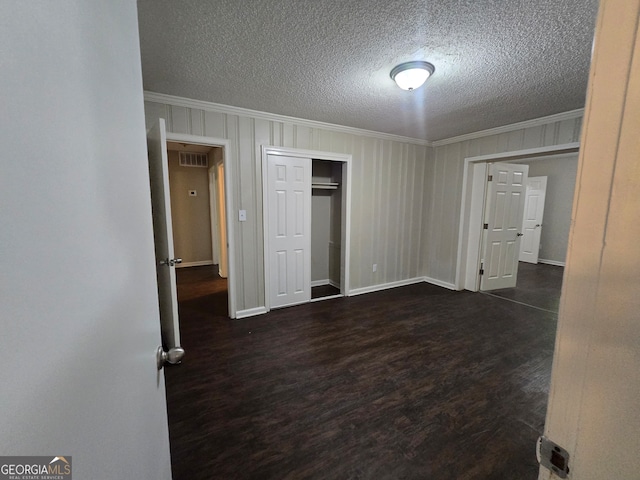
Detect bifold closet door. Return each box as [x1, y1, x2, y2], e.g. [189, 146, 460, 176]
[266, 155, 311, 308]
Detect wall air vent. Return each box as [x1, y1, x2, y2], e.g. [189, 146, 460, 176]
[179, 152, 208, 168]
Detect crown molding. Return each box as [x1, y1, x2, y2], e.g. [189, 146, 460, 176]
[431, 108, 584, 147]
[144, 91, 432, 146]
[145, 92, 584, 149]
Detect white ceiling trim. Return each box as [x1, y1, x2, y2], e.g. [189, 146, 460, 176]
[144, 91, 432, 146]
[432, 108, 584, 147]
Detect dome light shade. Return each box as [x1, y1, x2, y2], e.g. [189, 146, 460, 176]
[390, 61, 435, 91]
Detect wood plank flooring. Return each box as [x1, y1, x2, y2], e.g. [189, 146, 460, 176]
[483, 262, 564, 313]
[165, 266, 558, 479]
[311, 284, 342, 299]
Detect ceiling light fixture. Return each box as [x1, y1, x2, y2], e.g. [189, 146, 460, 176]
[390, 61, 435, 91]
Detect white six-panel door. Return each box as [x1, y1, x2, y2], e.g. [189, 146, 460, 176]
[519, 176, 547, 264]
[266, 154, 312, 308]
[147, 119, 181, 348]
[480, 163, 529, 291]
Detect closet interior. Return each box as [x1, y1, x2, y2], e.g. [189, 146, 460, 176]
[311, 159, 343, 300]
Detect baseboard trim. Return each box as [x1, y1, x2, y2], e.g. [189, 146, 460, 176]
[235, 306, 268, 319]
[329, 280, 340, 289]
[423, 276, 458, 290]
[348, 277, 425, 296]
[175, 260, 214, 268]
[538, 259, 566, 267]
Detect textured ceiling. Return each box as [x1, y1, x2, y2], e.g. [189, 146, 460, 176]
[137, 0, 599, 142]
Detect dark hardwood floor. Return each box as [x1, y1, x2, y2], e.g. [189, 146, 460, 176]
[166, 265, 559, 479]
[482, 262, 564, 313]
[311, 284, 342, 299]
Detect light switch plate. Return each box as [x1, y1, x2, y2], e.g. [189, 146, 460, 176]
[239, 210, 247, 222]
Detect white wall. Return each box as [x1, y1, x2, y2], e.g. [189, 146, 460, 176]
[144, 94, 430, 313]
[516, 154, 579, 264]
[168, 150, 214, 265]
[0, 1, 171, 479]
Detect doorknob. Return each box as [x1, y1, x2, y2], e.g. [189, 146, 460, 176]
[159, 258, 182, 267]
[156, 346, 185, 370]
[516, 233, 524, 237]
[535, 224, 541, 228]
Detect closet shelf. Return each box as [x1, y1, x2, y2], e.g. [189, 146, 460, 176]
[312, 182, 339, 190]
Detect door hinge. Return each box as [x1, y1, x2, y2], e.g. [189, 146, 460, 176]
[487, 175, 493, 181]
[483, 223, 489, 230]
[479, 262, 484, 275]
[537, 436, 570, 478]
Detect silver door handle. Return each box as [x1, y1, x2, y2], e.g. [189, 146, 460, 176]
[156, 346, 185, 370]
[159, 258, 182, 266]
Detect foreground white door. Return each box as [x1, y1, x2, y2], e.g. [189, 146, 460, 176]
[519, 176, 547, 264]
[148, 119, 181, 348]
[1, 2, 172, 477]
[480, 163, 529, 290]
[540, 1, 640, 477]
[266, 154, 311, 308]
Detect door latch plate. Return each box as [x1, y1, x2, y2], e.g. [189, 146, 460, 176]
[537, 436, 570, 478]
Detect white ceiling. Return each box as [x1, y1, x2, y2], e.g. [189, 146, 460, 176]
[137, 0, 599, 142]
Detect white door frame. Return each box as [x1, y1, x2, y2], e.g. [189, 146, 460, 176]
[166, 132, 237, 319]
[208, 166, 220, 266]
[454, 142, 580, 291]
[261, 146, 352, 312]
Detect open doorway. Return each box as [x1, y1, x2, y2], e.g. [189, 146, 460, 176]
[165, 141, 229, 313]
[455, 143, 580, 293]
[483, 153, 579, 312]
[311, 159, 343, 301]
[509, 153, 579, 267]
[161, 131, 236, 318]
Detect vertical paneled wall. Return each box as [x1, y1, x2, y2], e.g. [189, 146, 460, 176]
[425, 116, 583, 285]
[144, 97, 430, 314]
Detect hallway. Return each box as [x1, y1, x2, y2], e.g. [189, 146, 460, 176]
[165, 265, 560, 479]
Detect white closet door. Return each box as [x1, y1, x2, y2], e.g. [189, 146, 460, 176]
[266, 154, 311, 308]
